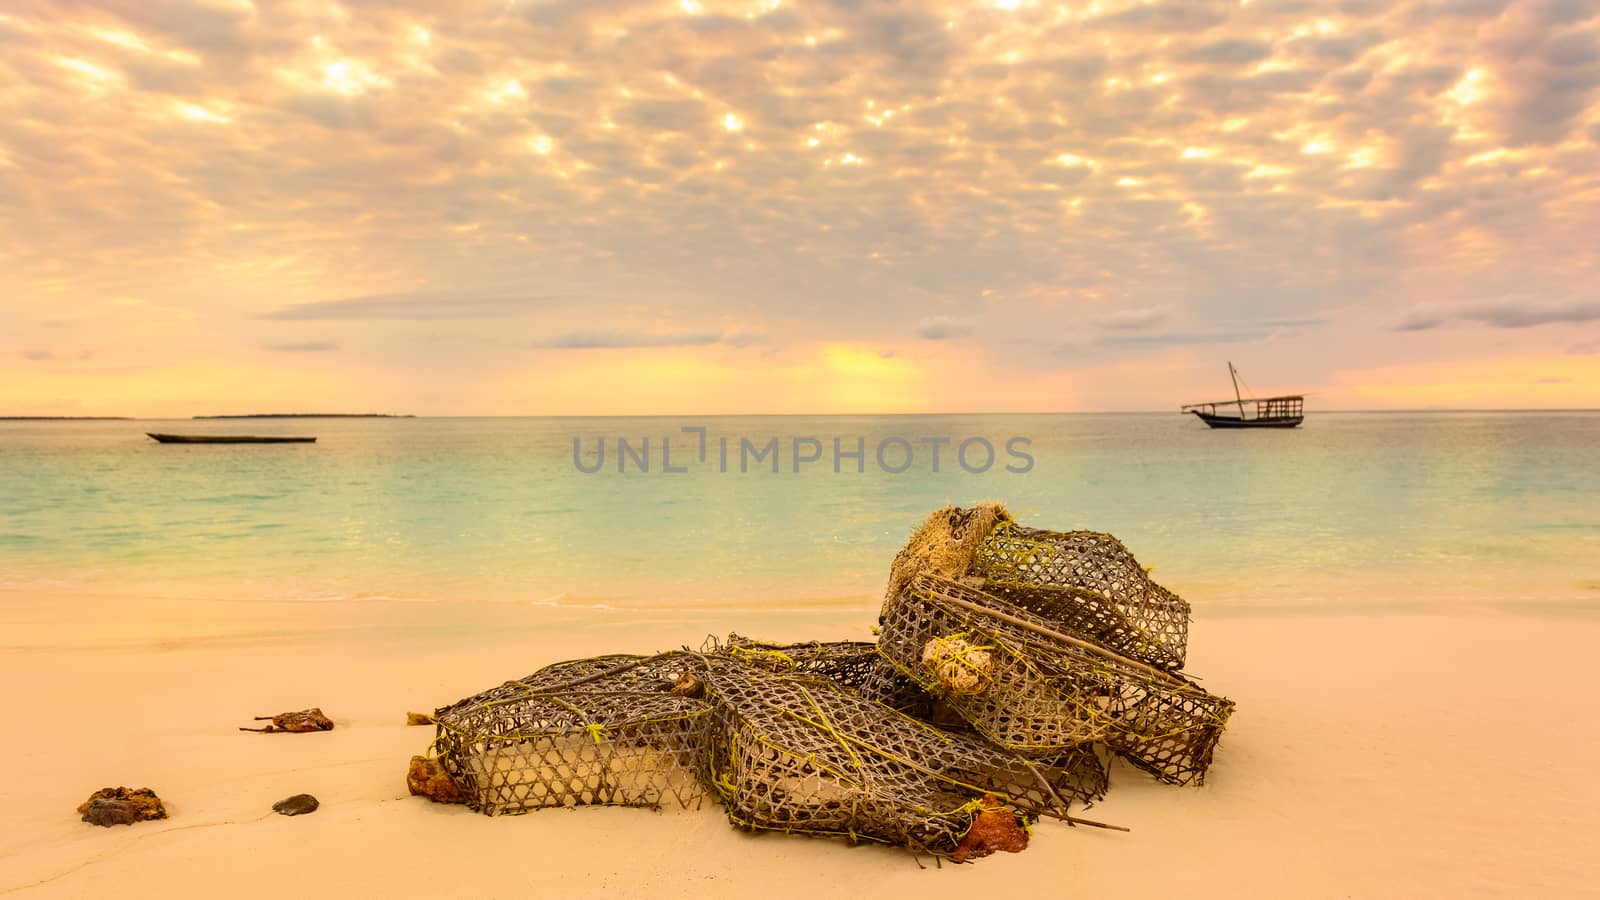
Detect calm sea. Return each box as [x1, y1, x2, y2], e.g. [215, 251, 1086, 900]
[1, 413, 1596, 614]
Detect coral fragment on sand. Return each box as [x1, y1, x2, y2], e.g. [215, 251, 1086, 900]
[951, 794, 1029, 863]
[408, 755, 465, 804]
[920, 635, 995, 695]
[78, 787, 167, 827]
[240, 708, 334, 733]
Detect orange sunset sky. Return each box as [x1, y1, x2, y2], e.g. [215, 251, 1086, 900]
[2, 0, 1597, 415]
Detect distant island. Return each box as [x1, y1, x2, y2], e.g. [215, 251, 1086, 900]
[0, 416, 133, 420]
[192, 413, 416, 419]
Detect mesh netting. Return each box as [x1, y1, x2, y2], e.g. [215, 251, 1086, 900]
[721, 635, 938, 718]
[972, 521, 1191, 671]
[431, 652, 711, 815]
[720, 635, 882, 688]
[699, 658, 1106, 855]
[878, 575, 1233, 786]
[856, 655, 937, 719]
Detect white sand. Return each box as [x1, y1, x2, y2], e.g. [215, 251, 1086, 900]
[2, 590, 1598, 899]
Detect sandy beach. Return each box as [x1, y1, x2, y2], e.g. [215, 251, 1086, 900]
[1, 589, 1597, 899]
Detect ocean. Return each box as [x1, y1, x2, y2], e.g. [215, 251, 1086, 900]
[2, 413, 1596, 614]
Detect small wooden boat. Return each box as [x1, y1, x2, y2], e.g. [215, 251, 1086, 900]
[147, 433, 316, 444]
[1181, 363, 1303, 429]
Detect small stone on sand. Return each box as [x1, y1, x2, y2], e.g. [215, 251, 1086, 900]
[272, 794, 320, 816]
[406, 711, 434, 726]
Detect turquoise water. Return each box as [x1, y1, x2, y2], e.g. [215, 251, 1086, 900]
[2, 414, 1597, 611]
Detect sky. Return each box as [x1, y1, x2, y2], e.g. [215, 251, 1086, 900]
[2, 0, 1598, 415]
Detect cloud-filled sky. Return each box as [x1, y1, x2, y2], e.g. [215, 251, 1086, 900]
[2, 0, 1597, 414]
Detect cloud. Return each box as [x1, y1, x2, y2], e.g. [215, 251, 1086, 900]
[21, 350, 53, 361]
[615, 98, 708, 133]
[1180, 39, 1274, 65]
[265, 292, 564, 321]
[531, 329, 759, 349]
[283, 94, 381, 131]
[1395, 310, 1449, 332]
[914, 316, 975, 340]
[1536, 377, 1573, 384]
[1402, 299, 1600, 331]
[263, 341, 339, 352]
[1094, 329, 1270, 349]
[1461, 299, 1600, 329]
[1483, 1, 1600, 145]
[1095, 306, 1172, 331]
[1093, 2, 1230, 32]
[1282, 31, 1386, 64]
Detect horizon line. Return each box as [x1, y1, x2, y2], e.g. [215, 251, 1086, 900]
[7, 407, 1600, 420]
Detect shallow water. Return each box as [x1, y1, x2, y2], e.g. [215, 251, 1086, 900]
[2, 413, 1596, 613]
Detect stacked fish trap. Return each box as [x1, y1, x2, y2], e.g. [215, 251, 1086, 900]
[420, 502, 1235, 859]
[879, 503, 1232, 785]
[430, 652, 712, 814]
[878, 574, 1231, 785]
[884, 504, 1191, 670]
[973, 522, 1190, 670]
[699, 655, 1106, 855]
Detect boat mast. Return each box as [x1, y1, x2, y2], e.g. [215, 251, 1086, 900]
[1228, 361, 1247, 419]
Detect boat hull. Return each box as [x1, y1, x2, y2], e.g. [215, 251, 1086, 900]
[1190, 412, 1303, 429]
[147, 433, 316, 444]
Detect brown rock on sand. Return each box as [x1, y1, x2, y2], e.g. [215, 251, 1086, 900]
[78, 787, 167, 827]
[407, 755, 464, 804]
[951, 794, 1029, 863]
[406, 711, 434, 726]
[272, 794, 320, 816]
[239, 708, 335, 733]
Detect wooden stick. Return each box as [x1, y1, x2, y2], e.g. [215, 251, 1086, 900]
[1018, 757, 1074, 819]
[935, 585, 1188, 686]
[1019, 787, 1130, 831]
[1056, 812, 1131, 832]
[539, 649, 701, 692]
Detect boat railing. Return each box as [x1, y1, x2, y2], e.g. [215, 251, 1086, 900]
[1180, 395, 1303, 419]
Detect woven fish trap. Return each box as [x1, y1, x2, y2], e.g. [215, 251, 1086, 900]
[856, 655, 937, 719]
[431, 652, 712, 815]
[878, 575, 1233, 786]
[715, 634, 939, 721]
[724, 634, 952, 722]
[972, 521, 1191, 671]
[719, 635, 882, 689]
[698, 659, 1106, 857]
[717, 635, 1102, 792]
